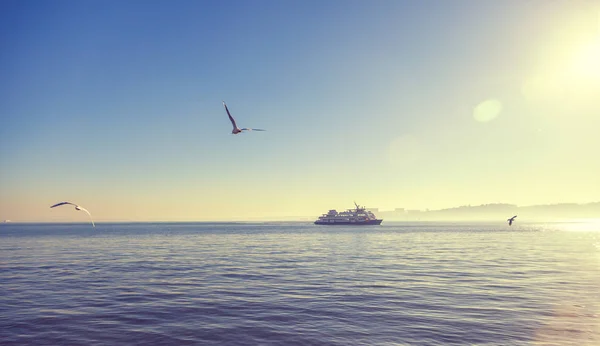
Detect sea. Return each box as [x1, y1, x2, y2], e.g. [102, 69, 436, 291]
[1, 221, 598, 345]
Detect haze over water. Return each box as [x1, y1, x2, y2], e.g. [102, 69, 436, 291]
[2, 222, 598, 345]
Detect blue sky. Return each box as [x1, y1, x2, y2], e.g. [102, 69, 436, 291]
[1, 0, 599, 221]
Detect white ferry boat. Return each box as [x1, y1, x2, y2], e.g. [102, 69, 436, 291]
[314, 202, 383, 225]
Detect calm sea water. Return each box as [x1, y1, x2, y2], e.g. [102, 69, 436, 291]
[1, 222, 598, 345]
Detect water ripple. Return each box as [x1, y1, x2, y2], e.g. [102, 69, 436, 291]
[1, 222, 598, 345]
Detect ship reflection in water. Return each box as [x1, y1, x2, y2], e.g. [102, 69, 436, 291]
[314, 202, 383, 225]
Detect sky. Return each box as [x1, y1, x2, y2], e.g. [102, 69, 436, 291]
[1, 0, 599, 222]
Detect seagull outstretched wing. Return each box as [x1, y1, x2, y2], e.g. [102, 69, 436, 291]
[77, 206, 95, 227]
[240, 128, 266, 131]
[51, 201, 77, 208]
[223, 101, 239, 130]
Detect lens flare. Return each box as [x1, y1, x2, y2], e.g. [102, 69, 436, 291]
[473, 99, 502, 123]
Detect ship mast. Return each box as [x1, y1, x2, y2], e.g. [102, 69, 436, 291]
[354, 201, 364, 212]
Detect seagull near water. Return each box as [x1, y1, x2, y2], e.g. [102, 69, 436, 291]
[223, 101, 266, 134]
[50, 202, 95, 227]
[507, 215, 517, 226]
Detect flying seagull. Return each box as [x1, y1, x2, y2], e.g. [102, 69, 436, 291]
[222, 101, 266, 134]
[507, 215, 517, 226]
[50, 202, 95, 227]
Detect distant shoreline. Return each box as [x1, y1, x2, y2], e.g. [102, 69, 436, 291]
[2, 219, 600, 225]
[373, 202, 600, 221]
[2, 202, 598, 224]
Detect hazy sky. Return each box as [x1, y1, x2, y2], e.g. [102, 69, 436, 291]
[1, 0, 599, 222]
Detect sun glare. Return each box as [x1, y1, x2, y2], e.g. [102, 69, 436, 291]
[523, 8, 600, 112]
[569, 8, 600, 81]
[569, 38, 600, 81]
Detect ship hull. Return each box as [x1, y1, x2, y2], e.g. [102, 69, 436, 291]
[314, 219, 383, 225]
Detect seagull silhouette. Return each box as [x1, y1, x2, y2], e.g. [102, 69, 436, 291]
[223, 101, 265, 134]
[50, 202, 95, 227]
[507, 215, 517, 226]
